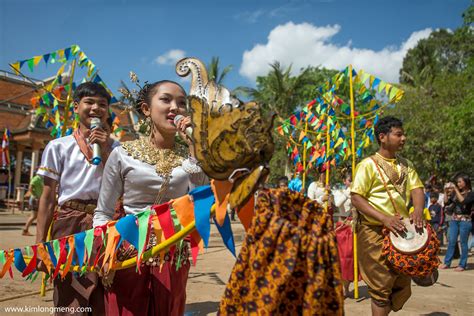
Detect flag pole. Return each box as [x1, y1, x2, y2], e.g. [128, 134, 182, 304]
[349, 64, 359, 299]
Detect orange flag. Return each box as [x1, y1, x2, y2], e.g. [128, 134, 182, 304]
[211, 179, 233, 226]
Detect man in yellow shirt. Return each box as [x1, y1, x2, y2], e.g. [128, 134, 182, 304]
[351, 116, 425, 316]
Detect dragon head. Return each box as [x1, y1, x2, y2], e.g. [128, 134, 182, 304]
[176, 57, 274, 208]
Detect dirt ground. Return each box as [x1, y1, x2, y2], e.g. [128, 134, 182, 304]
[0, 212, 473, 315]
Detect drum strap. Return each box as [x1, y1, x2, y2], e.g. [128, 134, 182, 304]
[370, 156, 401, 217]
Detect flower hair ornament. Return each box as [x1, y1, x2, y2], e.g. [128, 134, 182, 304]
[118, 71, 152, 136]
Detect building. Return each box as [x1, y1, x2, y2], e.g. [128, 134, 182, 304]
[0, 69, 137, 203]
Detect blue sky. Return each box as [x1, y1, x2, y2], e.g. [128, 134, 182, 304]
[0, 0, 469, 98]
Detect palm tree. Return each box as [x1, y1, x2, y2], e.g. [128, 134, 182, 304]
[234, 61, 312, 118]
[207, 57, 233, 85]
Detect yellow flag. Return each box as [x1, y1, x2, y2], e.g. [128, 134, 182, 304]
[385, 83, 392, 95]
[334, 137, 344, 148]
[10, 62, 20, 75]
[369, 75, 375, 87]
[33, 56, 42, 66]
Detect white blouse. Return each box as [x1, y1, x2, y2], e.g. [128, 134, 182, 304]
[93, 146, 207, 227]
[37, 135, 119, 206]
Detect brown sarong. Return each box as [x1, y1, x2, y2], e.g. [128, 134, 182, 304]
[357, 223, 411, 311]
[219, 188, 344, 315]
[51, 201, 105, 316]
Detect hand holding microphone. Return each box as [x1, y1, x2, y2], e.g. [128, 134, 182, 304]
[90, 118, 103, 165]
[173, 114, 193, 141]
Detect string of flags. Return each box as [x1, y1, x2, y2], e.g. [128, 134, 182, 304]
[0, 181, 252, 280]
[10, 45, 121, 138]
[278, 65, 404, 173]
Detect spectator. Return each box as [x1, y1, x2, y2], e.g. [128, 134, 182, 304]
[22, 170, 44, 236]
[307, 173, 326, 203]
[440, 174, 474, 272]
[278, 176, 289, 189]
[288, 171, 303, 193]
[429, 192, 444, 246]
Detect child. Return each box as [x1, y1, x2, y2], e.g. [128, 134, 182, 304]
[36, 82, 119, 314]
[429, 191, 444, 246]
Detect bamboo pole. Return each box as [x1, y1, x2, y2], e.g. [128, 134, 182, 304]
[60, 60, 77, 137]
[325, 114, 331, 212]
[302, 117, 309, 192]
[349, 64, 359, 299]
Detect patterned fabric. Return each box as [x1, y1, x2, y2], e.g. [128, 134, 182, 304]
[382, 224, 440, 277]
[219, 188, 343, 315]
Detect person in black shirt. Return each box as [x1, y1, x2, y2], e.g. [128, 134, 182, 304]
[440, 174, 474, 271]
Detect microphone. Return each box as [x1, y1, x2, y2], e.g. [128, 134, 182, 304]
[173, 115, 193, 140]
[90, 117, 102, 165]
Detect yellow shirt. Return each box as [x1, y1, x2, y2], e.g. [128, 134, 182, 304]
[351, 153, 424, 225]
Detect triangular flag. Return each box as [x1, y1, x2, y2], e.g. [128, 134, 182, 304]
[27, 59, 35, 72]
[10, 62, 20, 75]
[43, 53, 50, 64]
[213, 213, 235, 257]
[189, 186, 215, 248]
[13, 249, 27, 274]
[33, 56, 42, 66]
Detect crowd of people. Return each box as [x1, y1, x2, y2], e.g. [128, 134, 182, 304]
[20, 80, 472, 315]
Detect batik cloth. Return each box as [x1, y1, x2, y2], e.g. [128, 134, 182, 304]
[219, 188, 344, 315]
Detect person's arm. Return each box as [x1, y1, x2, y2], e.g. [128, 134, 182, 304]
[351, 193, 406, 234]
[36, 177, 57, 243]
[93, 148, 124, 227]
[453, 186, 465, 203]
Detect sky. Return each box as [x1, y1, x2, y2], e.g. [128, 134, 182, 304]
[0, 0, 470, 98]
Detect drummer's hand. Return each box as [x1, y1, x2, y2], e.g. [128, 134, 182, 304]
[382, 215, 406, 236]
[410, 208, 424, 230]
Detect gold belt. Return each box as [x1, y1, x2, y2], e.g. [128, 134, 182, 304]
[62, 200, 97, 215]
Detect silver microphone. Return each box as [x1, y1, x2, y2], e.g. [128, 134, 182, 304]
[173, 115, 193, 140]
[90, 117, 102, 165]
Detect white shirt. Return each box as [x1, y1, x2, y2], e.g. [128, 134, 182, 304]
[37, 135, 119, 206]
[93, 146, 208, 227]
[307, 181, 326, 203]
[334, 187, 352, 216]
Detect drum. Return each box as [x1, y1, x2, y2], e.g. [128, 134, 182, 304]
[389, 218, 430, 255]
[412, 269, 439, 287]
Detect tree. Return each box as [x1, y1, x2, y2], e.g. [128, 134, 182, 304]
[206, 56, 233, 85]
[389, 5, 474, 180]
[236, 63, 338, 183]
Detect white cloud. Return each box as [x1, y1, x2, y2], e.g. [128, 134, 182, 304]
[240, 22, 432, 83]
[154, 49, 186, 65]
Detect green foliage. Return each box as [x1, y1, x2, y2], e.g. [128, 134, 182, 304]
[388, 17, 474, 180]
[207, 56, 233, 85]
[238, 63, 338, 183]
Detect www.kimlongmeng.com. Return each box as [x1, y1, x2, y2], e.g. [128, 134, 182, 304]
[2, 305, 92, 314]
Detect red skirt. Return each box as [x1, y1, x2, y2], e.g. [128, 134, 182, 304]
[335, 222, 355, 281]
[105, 261, 189, 316]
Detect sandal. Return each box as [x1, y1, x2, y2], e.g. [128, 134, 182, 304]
[454, 266, 465, 272]
[438, 264, 449, 269]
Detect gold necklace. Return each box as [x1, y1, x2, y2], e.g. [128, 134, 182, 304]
[122, 137, 188, 177]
